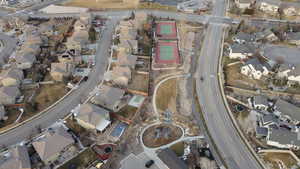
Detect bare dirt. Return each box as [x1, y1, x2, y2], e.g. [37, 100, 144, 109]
[142, 123, 182, 148]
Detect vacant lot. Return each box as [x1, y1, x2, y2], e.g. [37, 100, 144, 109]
[63, 0, 139, 9]
[34, 83, 68, 111]
[156, 78, 177, 112]
[142, 123, 182, 148]
[262, 152, 299, 169]
[128, 72, 149, 94]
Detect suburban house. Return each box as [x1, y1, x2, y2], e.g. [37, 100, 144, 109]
[32, 126, 74, 164]
[108, 66, 132, 87]
[0, 86, 20, 105]
[248, 95, 272, 110]
[119, 28, 137, 41]
[259, 114, 279, 127]
[118, 40, 138, 54]
[256, 0, 281, 14]
[14, 51, 37, 69]
[240, 57, 273, 79]
[255, 29, 278, 42]
[273, 99, 300, 125]
[65, 40, 82, 53]
[0, 68, 24, 87]
[0, 145, 31, 169]
[75, 103, 111, 132]
[267, 128, 300, 149]
[280, 2, 300, 16]
[228, 43, 254, 59]
[50, 62, 75, 82]
[58, 50, 82, 65]
[277, 64, 300, 86]
[91, 85, 126, 112]
[232, 32, 255, 44]
[40, 24, 54, 37]
[286, 32, 300, 46]
[256, 126, 269, 138]
[158, 148, 189, 169]
[235, 0, 254, 9]
[117, 53, 138, 68]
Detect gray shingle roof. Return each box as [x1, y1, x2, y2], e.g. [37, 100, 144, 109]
[269, 129, 300, 147]
[275, 99, 300, 121]
[91, 85, 125, 111]
[158, 148, 188, 169]
[32, 126, 74, 162]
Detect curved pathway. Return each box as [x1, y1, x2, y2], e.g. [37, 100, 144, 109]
[152, 74, 190, 118]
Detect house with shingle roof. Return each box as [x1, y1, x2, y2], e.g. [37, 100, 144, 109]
[105, 66, 132, 87]
[0, 86, 21, 105]
[50, 63, 75, 82]
[15, 51, 36, 70]
[0, 68, 23, 87]
[256, 0, 281, 14]
[75, 103, 111, 132]
[267, 129, 300, 149]
[241, 57, 274, 79]
[158, 148, 188, 169]
[32, 126, 74, 164]
[286, 32, 300, 46]
[274, 99, 300, 124]
[91, 85, 126, 112]
[228, 43, 255, 59]
[0, 145, 31, 169]
[117, 53, 137, 69]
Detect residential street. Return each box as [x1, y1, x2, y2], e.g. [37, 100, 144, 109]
[0, 19, 118, 147]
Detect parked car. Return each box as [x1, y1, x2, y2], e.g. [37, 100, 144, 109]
[145, 160, 154, 168]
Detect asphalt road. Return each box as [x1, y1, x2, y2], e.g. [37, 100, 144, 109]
[0, 19, 117, 146]
[195, 0, 263, 168]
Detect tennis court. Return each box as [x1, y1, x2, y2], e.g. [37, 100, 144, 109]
[155, 41, 180, 64]
[156, 21, 177, 39]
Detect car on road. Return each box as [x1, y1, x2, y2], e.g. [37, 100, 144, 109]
[145, 160, 155, 168]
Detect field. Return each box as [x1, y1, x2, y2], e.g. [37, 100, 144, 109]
[63, 0, 139, 9]
[262, 152, 299, 169]
[156, 78, 177, 112]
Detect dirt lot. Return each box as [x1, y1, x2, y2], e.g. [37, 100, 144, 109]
[63, 0, 139, 9]
[128, 72, 149, 94]
[262, 152, 299, 169]
[142, 123, 182, 148]
[224, 63, 268, 90]
[156, 78, 177, 112]
[34, 83, 69, 111]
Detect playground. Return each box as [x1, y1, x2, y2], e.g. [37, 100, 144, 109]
[142, 123, 183, 148]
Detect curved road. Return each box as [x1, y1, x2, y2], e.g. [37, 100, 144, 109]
[195, 0, 263, 169]
[0, 19, 117, 147]
[0, 3, 266, 169]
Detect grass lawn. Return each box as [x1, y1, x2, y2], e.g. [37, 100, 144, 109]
[128, 72, 149, 93]
[262, 152, 299, 169]
[138, 2, 177, 11]
[63, 0, 138, 9]
[58, 148, 98, 169]
[34, 83, 68, 111]
[156, 78, 177, 112]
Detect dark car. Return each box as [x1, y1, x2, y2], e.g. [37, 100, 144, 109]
[145, 160, 155, 168]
